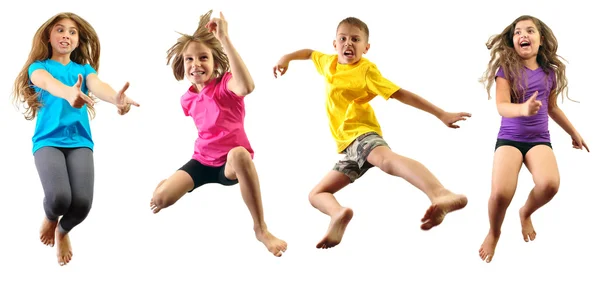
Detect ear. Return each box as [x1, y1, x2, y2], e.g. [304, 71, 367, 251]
[333, 39, 337, 50]
[364, 43, 370, 54]
[540, 35, 544, 46]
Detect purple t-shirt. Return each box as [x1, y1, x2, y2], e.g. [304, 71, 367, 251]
[496, 66, 556, 143]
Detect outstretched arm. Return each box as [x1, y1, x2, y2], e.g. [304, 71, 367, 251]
[273, 49, 314, 78]
[206, 12, 254, 97]
[86, 74, 140, 115]
[30, 69, 95, 108]
[391, 88, 471, 129]
[548, 91, 589, 152]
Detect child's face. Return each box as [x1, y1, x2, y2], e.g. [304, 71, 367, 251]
[49, 18, 79, 56]
[334, 23, 370, 64]
[512, 19, 542, 61]
[183, 41, 215, 87]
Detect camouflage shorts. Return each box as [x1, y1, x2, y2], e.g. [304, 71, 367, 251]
[333, 132, 389, 182]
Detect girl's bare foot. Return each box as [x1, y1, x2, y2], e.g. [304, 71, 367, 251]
[55, 228, 73, 266]
[255, 230, 287, 257]
[316, 207, 354, 249]
[40, 217, 58, 247]
[479, 232, 500, 263]
[421, 190, 468, 230]
[519, 207, 537, 242]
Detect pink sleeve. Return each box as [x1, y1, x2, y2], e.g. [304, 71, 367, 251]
[217, 72, 244, 101]
[180, 92, 191, 116]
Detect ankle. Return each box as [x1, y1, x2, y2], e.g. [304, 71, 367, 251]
[253, 223, 268, 235]
[488, 229, 501, 238]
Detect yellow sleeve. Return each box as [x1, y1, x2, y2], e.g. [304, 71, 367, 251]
[365, 64, 400, 100]
[311, 51, 330, 76]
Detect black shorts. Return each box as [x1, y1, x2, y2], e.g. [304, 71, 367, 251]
[178, 159, 238, 192]
[495, 139, 552, 158]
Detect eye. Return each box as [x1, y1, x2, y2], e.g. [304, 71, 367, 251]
[352, 37, 359, 42]
[340, 37, 346, 41]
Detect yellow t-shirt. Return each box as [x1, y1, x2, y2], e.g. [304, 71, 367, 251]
[311, 51, 400, 153]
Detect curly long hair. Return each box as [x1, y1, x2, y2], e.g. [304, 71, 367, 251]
[166, 10, 229, 82]
[12, 12, 100, 120]
[480, 15, 572, 103]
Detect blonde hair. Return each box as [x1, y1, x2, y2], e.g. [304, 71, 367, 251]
[12, 12, 100, 120]
[480, 15, 572, 104]
[166, 10, 229, 82]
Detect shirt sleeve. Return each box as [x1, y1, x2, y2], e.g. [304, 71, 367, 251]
[365, 64, 400, 101]
[28, 61, 46, 78]
[311, 51, 328, 76]
[218, 72, 244, 101]
[496, 66, 506, 79]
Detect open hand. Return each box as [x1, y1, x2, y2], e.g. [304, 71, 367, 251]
[439, 111, 471, 128]
[114, 82, 140, 115]
[68, 74, 95, 109]
[205, 12, 228, 42]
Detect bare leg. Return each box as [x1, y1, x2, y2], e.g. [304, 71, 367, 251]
[55, 226, 72, 266]
[308, 170, 352, 249]
[366, 146, 467, 230]
[150, 171, 194, 214]
[40, 218, 58, 247]
[519, 145, 560, 242]
[224, 147, 287, 257]
[479, 146, 523, 263]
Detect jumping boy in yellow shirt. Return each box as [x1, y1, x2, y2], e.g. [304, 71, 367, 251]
[273, 17, 471, 249]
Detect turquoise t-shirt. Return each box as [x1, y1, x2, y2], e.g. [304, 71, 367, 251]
[28, 59, 97, 154]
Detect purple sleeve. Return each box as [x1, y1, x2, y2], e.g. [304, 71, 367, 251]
[496, 66, 506, 79]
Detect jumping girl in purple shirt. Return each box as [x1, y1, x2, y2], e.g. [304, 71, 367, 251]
[478, 15, 590, 263]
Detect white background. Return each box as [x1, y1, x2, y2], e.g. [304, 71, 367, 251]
[1, 0, 598, 298]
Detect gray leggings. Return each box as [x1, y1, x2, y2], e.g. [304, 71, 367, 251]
[34, 146, 94, 234]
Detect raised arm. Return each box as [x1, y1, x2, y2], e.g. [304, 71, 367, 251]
[30, 69, 95, 108]
[391, 88, 471, 129]
[206, 12, 254, 97]
[273, 49, 314, 78]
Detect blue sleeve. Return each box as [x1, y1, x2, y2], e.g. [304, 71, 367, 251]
[84, 63, 97, 76]
[28, 61, 46, 78]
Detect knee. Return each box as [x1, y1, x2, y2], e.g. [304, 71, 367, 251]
[489, 191, 513, 208]
[46, 191, 71, 213]
[228, 146, 252, 168]
[537, 179, 560, 197]
[71, 195, 93, 216]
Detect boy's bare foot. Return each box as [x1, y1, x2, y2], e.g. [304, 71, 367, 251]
[316, 207, 353, 249]
[150, 179, 166, 214]
[40, 217, 58, 247]
[519, 207, 537, 242]
[479, 232, 499, 263]
[55, 228, 73, 266]
[420, 191, 468, 230]
[255, 230, 287, 257]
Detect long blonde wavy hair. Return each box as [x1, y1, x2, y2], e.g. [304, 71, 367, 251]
[480, 15, 573, 104]
[12, 12, 100, 120]
[166, 10, 230, 82]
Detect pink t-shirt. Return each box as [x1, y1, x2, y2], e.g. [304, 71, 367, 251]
[181, 72, 254, 167]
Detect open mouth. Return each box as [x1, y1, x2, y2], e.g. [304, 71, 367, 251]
[519, 41, 531, 47]
[191, 71, 205, 76]
[59, 42, 70, 46]
[343, 49, 355, 57]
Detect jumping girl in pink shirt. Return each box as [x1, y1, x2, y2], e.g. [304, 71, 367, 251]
[149, 10, 287, 257]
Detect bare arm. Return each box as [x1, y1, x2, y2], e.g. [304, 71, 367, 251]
[273, 49, 314, 77]
[548, 91, 578, 136]
[390, 88, 471, 128]
[221, 36, 254, 96]
[495, 76, 525, 118]
[86, 73, 119, 105]
[30, 69, 94, 108]
[390, 88, 444, 118]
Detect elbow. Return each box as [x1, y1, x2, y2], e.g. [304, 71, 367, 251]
[239, 82, 255, 97]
